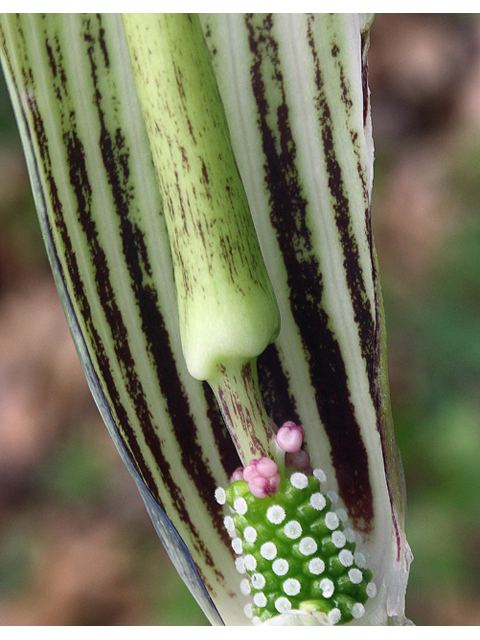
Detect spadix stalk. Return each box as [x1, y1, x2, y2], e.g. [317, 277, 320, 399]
[123, 14, 280, 463]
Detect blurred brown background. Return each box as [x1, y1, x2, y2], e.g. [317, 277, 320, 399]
[1, 14, 480, 626]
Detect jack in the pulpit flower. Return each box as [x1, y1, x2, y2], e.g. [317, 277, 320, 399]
[0, 12, 413, 625]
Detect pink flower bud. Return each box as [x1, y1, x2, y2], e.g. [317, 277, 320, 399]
[248, 475, 269, 498]
[243, 459, 259, 482]
[248, 472, 281, 498]
[257, 457, 278, 478]
[229, 467, 245, 482]
[276, 421, 305, 453]
[267, 472, 281, 494]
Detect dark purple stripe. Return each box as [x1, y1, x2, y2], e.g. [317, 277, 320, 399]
[257, 343, 300, 427]
[307, 15, 376, 402]
[361, 30, 370, 129]
[245, 13, 373, 531]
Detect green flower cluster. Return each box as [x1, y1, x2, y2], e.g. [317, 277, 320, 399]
[221, 470, 377, 624]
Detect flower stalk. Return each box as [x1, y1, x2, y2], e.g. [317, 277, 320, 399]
[0, 12, 412, 625]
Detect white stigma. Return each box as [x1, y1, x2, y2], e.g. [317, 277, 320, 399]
[332, 530, 346, 548]
[235, 557, 245, 574]
[290, 472, 308, 489]
[275, 597, 292, 614]
[325, 512, 339, 530]
[339, 549, 354, 567]
[308, 557, 325, 575]
[234, 497, 248, 515]
[352, 603, 365, 619]
[253, 592, 267, 608]
[284, 520, 302, 539]
[367, 582, 377, 598]
[240, 579, 251, 595]
[243, 603, 253, 619]
[299, 536, 317, 556]
[272, 558, 289, 576]
[320, 577, 335, 598]
[267, 505, 286, 525]
[251, 573, 266, 590]
[283, 578, 301, 596]
[328, 608, 341, 625]
[214, 487, 226, 504]
[313, 468, 327, 483]
[244, 526, 257, 543]
[224, 516, 236, 537]
[244, 554, 257, 571]
[232, 537, 243, 554]
[349, 568, 363, 584]
[260, 542, 277, 560]
[310, 492, 326, 511]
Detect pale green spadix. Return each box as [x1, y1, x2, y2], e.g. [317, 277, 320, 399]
[122, 14, 280, 462]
